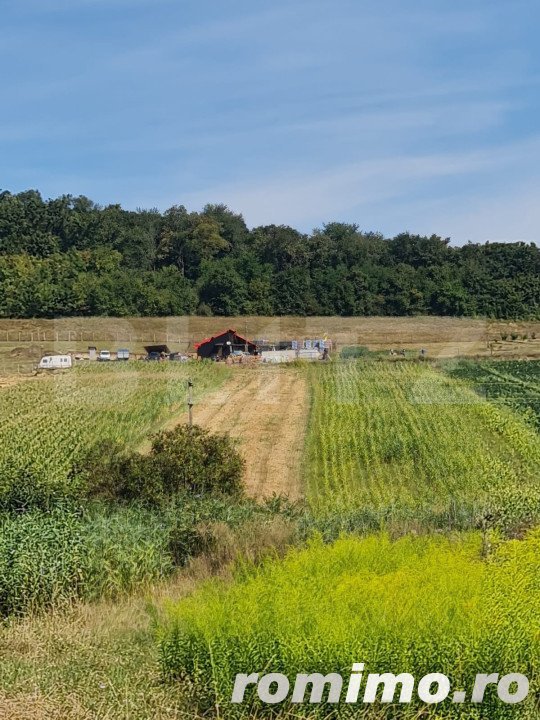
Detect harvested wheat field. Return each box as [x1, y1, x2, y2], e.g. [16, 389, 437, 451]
[1, 315, 539, 347]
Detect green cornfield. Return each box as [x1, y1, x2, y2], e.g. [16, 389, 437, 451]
[0, 361, 230, 508]
[305, 362, 540, 519]
[158, 530, 540, 718]
[444, 359, 540, 428]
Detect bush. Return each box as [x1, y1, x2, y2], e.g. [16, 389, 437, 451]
[83, 425, 245, 505]
[151, 424, 244, 497]
[340, 345, 371, 359]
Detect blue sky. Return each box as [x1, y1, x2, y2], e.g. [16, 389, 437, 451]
[2, 0, 540, 243]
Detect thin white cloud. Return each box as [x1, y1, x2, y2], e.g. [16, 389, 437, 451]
[429, 184, 540, 244]
[9, 0, 174, 9]
[171, 136, 540, 241]
[177, 150, 499, 226]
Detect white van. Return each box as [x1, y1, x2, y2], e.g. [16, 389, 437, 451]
[38, 355, 73, 370]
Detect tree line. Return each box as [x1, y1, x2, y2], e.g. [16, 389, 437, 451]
[0, 189, 539, 319]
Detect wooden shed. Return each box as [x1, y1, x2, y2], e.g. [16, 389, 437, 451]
[194, 328, 257, 359]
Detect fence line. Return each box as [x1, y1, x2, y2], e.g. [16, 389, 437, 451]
[0, 330, 195, 345]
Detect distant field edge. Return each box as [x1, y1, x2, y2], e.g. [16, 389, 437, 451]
[0, 314, 539, 343]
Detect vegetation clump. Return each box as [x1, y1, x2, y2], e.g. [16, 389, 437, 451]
[158, 531, 540, 718]
[82, 424, 245, 505]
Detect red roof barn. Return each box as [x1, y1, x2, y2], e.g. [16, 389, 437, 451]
[194, 328, 257, 359]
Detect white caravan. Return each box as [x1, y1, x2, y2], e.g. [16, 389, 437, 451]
[38, 355, 73, 370]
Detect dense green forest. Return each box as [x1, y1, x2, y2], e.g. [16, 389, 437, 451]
[0, 189, 539, 318]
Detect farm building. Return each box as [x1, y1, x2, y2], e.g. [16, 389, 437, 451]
[194, 328, 257, 359]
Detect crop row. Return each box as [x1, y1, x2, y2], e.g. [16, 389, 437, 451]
[304, 362, 540, 521]
[0, 362, 230, 508]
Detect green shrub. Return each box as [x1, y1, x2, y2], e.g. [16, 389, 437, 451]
[339, 345, 371, 360]
[84, 425, 245, 505]
[151, 424, 244, 497]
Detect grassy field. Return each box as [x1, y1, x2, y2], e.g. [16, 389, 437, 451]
[0, 575, 193, 720]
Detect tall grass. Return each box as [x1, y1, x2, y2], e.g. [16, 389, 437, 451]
[158, 531, 540, 718]
[0, 508, 172, 616]
[0, 495, 299, 618]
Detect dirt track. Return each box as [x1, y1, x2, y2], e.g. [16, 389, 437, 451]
[174, 366, 308, 501]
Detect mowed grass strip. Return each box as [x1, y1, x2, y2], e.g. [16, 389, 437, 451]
[305, 361, 540, 516]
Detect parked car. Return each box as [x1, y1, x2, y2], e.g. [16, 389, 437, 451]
[145, 351, 161, 361]
[98, 350, 111, 362]
[116, 348, 130, 361]
[38, 355, 72, 370]
[169, 353, 189, 362]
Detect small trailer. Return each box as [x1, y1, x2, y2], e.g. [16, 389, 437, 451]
[116, 348, 130, 361]
[38, 355, 73, 370]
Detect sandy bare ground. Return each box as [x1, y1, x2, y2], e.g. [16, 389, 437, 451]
[164, 366, 308, 501]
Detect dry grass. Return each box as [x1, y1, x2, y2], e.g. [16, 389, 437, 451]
[0, 314, 539, 350]
[0, 590, 186, 720]
[169, 366, 309, 501]
[189, 517, 297, 575]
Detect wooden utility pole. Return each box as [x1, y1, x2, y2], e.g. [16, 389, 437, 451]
[187, 379, 194, 427]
